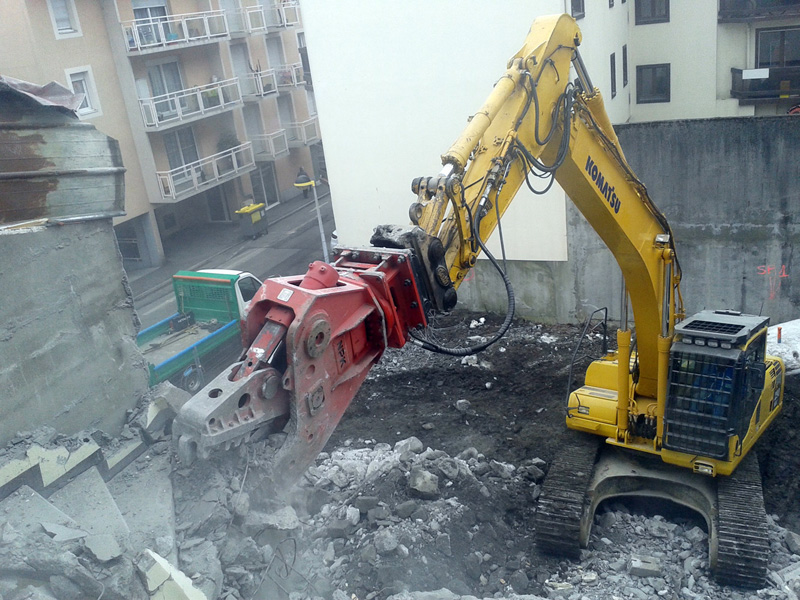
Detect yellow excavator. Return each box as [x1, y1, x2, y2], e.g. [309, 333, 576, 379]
[172, 13, 784, 587]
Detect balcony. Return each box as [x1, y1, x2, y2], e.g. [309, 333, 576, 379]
[719, 0, 800, 22]
[157, 143, 255, 201]
[285, 118, 319, 147]
[239, 70, 278, 98]
[276, 63, 305, 88]
[264, 1, 300, 30]
[227, 6, 268, 35]
[252, 130, 290, 160]
[139, 78, 242, 130]
[122, 10, 229, 55]
[731, 66, 800, 103]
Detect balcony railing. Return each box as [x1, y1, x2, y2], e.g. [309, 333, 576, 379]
[276, 63, 305, 88]
[239, 70, 278, 97]
[285, 118, 319, 147]
[731, 66, 800, 103]
[252, 130, 290, 160]
[139, 78, 242, 130]
[264, 1, 300, 29]
[122, 10, 229, 54]
[227, 6, 268, 34]
[157, 143, 255, 201]
[719, 0, 800, 22]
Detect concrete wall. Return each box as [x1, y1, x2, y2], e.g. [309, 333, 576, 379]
[0, 221, 150, 446]
[459, 116, 800, 326]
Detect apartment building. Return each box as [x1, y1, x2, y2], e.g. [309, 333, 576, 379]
[0, 0, 323, 269]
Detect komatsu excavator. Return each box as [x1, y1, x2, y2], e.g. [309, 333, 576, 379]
[172, 14, 784, 587]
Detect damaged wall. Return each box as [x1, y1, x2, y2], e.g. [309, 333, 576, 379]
[459, 116, 800, 325]
[0, 81, 149, 446]
[0, 222, 149, 444]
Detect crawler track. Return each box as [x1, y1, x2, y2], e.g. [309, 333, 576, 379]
[535, 432, 601, 558]
[714, 452, 769, 588]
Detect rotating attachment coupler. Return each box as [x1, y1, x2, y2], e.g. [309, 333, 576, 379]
[370, 224, 457, 316]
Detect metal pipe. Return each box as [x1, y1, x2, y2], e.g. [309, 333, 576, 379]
[616, 328, 631, 440]
[662, 262, 672, 338]
[571, 47, 594, 94]
[620, 276, 628, 331]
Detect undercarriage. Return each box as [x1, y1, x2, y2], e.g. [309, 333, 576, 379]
[535, 432, 769, 588]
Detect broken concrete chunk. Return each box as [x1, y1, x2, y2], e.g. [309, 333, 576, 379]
[544, 580, 574, 597]
[408, 468, 439, 500]
[345, 505, 361, 526]
[49, 574, 84, 600]
[243, 505, 299, 533]
[137, 549, 208, 599]
[393, 437, 423, 454]
[152, 381, 192, 414]
[142, 395, 176, 435]
[354, 495, 379, 514]
[628, 554, 663, 577]
[786, 530, 800, 555]
[84, 533, 123, 562]
[41, 522, 88, 542]
[326, 519, 354, 539]
[395, 500, 418, 519]
[374, 529, 398, 555]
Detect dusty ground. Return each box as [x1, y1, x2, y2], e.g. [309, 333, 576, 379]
[312, 310, 800, 598]
[333, 310, 800, 525]
[4, 311, 800, 600]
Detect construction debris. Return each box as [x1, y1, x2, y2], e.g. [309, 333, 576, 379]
[0, 319, 800, 599]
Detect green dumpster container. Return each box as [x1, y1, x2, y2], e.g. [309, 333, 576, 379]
[235, 203, 268, 239]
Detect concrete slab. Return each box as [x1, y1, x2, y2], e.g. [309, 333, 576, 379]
[48, 466, 130, 547]
[100, 435, 148, 481]
[85, 533, 124, 562]
[107, 451, 176, 558]
[138, 550, 208, 600]
[28, 440, 102, 491]
[0, 456, 41, 500]
[41, 521, 88, 542]
[0, 485, 78, 537]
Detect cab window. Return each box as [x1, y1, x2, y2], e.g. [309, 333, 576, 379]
[237, 276, 261, 303]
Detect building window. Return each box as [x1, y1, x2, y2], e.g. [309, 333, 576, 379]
[163, 128, 200, 171]
[622, 45, 628, 87]
[133, 4, 169, 46]
[757, 27, 800, 68]
[635, 0, 669, 24]
[609, 0, 614, 6]
[610, 53, 617, 98]
[65, 67, 101, 117]
[636, 64, 670, 103]
[571, 0, 585, 19]
[46, 0, 81, 39]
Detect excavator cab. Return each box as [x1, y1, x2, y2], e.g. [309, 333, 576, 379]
[663, 310, 783, 474]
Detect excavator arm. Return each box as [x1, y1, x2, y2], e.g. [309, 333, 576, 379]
[172, 13, 682, 489]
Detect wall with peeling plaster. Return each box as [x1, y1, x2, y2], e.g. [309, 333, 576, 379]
[458, 116, 800, 325]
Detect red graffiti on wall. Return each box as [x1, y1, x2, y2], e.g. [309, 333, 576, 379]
[757, 265, 789, 300]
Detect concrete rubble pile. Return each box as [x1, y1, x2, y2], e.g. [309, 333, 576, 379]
[2, 380, 800, 600]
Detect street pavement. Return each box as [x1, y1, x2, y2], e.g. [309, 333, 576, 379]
[127, 188, 336, 327]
